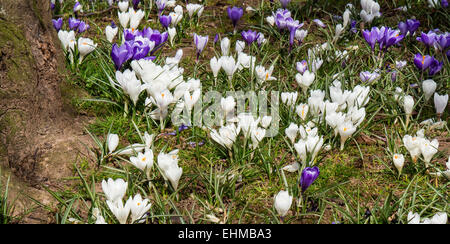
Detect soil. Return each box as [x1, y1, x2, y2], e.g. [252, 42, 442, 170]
[0, 0, 93, 223]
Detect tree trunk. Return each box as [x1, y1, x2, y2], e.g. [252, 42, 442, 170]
[0, 0, 91, 222]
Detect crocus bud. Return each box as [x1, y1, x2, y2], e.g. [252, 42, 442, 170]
[422, 79, 436, 102]
[221, 37, 231, 56]
[393, 154, 405, 174]
[210, 57, 222, 79]
[403, 95, 414, 116]
[274, 190, 293, 217]
[107, 133, 119, 153]
[433, 92, 448, 115]
[300, 166, 320, 193]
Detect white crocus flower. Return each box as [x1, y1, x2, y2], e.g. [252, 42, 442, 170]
[220, 56, 237, 81]
[165, 164, 183, 190]
[393, 154, 405, 175]
[106, 199, 130, 224]
[129, 8, 145, 30]
[150, 90, 175, 120]
[221, 37, 231, 56]
[168, 27, 176, 46]
[326, 112, 346, 136]
[306, 135, 324, 161]
[255, 65, 276, 84]
[210, 57, 222, 80]
[260, 116, 272, 129]
[221, 96, 236, 116]
[77, 37, 97, 64]
[402, 135, 422, 163]
[266, 16, 275, 26]
[281, 92, 298, 108]
[186, 3, 204, 18]
[403, 95, 414, 124]
[333, 24, 344, 42]
[58, 30, 76, 51]
[422, 79, 436, 102]
[296, 104, 309, 121]
[118, 1, 129, 12]
[294, 139, 307, 162]
[274, 190, 293, 217]
[434, 93, 448, 116]
[118, 11, 130, 29]
[295, 29, 308, 42]
[394, 87, 403, 102]
[251, 127, 266, 149]
[129, 150, 154, 173]
[420, 139, 439, 167]
[282, 162, 299, 172]
[285, 123, 298, 144]
[235, 40, 245, 54]
[184, 89, 201, 111]
[102, 178, 128, 203]
[343, 9, 351, 27]
[407, 211, 421, 224]
[107, 133, 119, 154]
[338, 121, 357, 150]
[127, 194, 152, 223]
[115, 69, 143, 106]
[105, 25, 119, 43]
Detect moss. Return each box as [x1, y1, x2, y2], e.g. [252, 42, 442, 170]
[0, 19, 34, 89]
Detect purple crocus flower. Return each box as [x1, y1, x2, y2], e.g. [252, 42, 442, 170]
[77, 21, 90, 33]
[227, 6, 244, 29]
[399, 19, 419, 36]
[111, 21, 117, 29]
[132, 0, 140, 9]
[241, 29, 260, 46]
[300, 166, 320, 193]
[313, 19, 326, 28]
[111, 42, 133, 70]
[214, 34, 219, 45]
[156, 0, 165, 14]
[124, 28, 139, 41]
[417, 31, 437, 48]
[130, 39, 151, 60]
[442, 0, 449, 7]
[296, 60, 308, 74]
[51, 2, 55, 10]
[140, 28, 168, 52]
[359, 71, 380, 83]
[274, 9, 292, 30]
[350, 20, 357, 34]
[434, 34, 450, 51]
[381, 28, 404, 50]
[68, 17, 81, 30]
[362, 27, 379, 50]
[428, 57, 443, 76]
[52, 18, 63, 31]
[178, 124, 190, 133]
[194, 33, 208, 60]
[280, 0, 291, 8]
[413, 53, 433, 71]
[73, 1, 82, 12]
[286, 18, 302, 48]
[159, 15, 172, 28]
